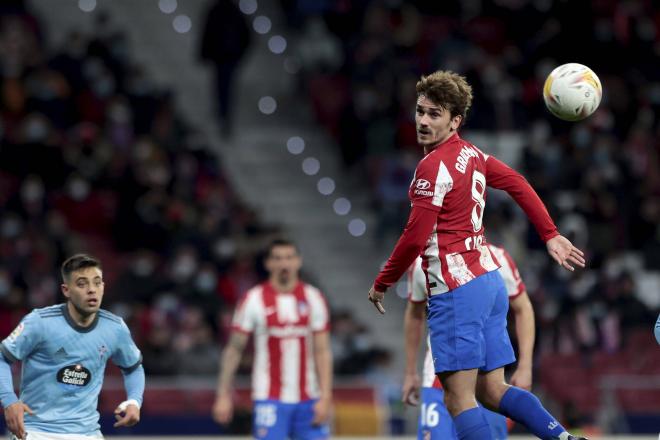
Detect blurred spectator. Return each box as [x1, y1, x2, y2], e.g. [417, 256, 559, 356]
[199, 0, 252, 138]
[0, 4, 277, 378]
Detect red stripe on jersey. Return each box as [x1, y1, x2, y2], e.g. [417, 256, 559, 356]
[230, 325, 250, 334]
[262, 283, 282, 399]
[298, 336, 308, 401]
[267, 337, 282, 399]
[294, 283, 310, 401]
[293, 283, 309, 327]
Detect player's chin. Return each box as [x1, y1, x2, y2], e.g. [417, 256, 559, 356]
[84, 302, 101, 313]
[416, 133, 429, 143]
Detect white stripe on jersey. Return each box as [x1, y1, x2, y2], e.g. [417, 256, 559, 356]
[422, 337, 435, 388]
[252, 324, 270, 401]
[280, 337, 301, 402]
[432, 161, 453, 207]
[424, 228, 449, 295]
[304, 335, 318, 399]
[445, 252, 475, 285]
[478, 243, 500, 273]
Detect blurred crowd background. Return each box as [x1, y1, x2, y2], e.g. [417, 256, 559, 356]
[0, 0, 659, 435]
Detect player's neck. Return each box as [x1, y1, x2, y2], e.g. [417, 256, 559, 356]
[66, 301, 97, 327]
[269, 278, 299, 293]
[422, 131, 457, 154]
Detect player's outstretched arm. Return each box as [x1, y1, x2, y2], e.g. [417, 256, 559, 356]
[655, 313, 660, 345]
[509, 291, 535, 391]
[402, 301, 425, 405]
[213, 331, 249, 425]
[485, 156, 586, 271]
[370, 205, 438, 314]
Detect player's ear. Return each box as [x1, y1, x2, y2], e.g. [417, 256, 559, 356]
[450, 115, 462, 131]
[292, 255, 302, 272]
[61, 283, 70, 298]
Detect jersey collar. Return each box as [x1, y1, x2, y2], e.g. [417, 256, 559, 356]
[428, 132, 459, 153]
[62, 303, 100, 333]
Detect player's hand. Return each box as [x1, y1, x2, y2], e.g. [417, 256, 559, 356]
[4, 401, 33, 440]
[401, 373, 421, 406]
[368, 286, 386, 314]
[212, 394, 233, 425]
[510, 367, 532, 391]
[113, 401, 140, 428]
[312, 396, 331, 426]
[546, 235, 585, 271]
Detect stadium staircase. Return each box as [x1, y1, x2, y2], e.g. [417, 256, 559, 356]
[30, 0, 408, 369]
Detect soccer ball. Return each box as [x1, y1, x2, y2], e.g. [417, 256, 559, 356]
[542, 63, 602, 121]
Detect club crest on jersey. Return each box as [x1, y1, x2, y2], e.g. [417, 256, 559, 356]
[297, 301, 309, 317]
[98, 345, 108, 359]
[57, 363, 92, 392]
[6, 323, 24, 342]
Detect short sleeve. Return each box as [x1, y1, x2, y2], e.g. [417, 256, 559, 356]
[231, 290, 259, 334]
[111, 320, 142, 372]
[407, 257, 428, 303]
[410, 157, 453, 212]
[306, 287, 330, 332]
[0, 311, 43, 362]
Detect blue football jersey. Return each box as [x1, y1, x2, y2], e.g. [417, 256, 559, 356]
[0, 304, 142, 435]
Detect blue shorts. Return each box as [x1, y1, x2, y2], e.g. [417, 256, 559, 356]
[418, 387, 508, 440]
[428, 270, 515, 373]
[253, 399, 329, 440]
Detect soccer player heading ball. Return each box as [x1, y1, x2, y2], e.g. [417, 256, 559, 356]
[0, 254, 145, 440]
[368, 71, 587, 440]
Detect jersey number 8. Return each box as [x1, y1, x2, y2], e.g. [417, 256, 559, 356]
[470, 170, 486, 232]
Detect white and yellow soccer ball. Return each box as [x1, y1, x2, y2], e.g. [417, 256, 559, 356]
[543, 63, 602, 121]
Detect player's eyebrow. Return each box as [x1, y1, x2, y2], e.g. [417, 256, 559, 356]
[75, 275, 103, 282]
[416, 104, 444, 111]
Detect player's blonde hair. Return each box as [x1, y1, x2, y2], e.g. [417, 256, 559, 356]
[416, 70, 473, 122]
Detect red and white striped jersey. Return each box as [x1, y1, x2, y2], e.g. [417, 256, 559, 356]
[407, 244, 525, 387]
[231, 281, 330, 402]
[409, 134, 500, 294]
[374, 132, 557, 294]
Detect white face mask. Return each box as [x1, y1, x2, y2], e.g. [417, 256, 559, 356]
[133, 258, 155, 277]
[0, 274, 10, 297]
[68, 178, 90, 201]
[195, 271, 217, 293]
[21, 177, 44, 203]
[172, 255, 197, 281]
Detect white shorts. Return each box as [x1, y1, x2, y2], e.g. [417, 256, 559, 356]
[10, 431, 103, 440]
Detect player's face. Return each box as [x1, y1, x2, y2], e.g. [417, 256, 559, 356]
[415, 95, 462, 148]
[265, 245, 302, 286]
[61, 267, 104, 319]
